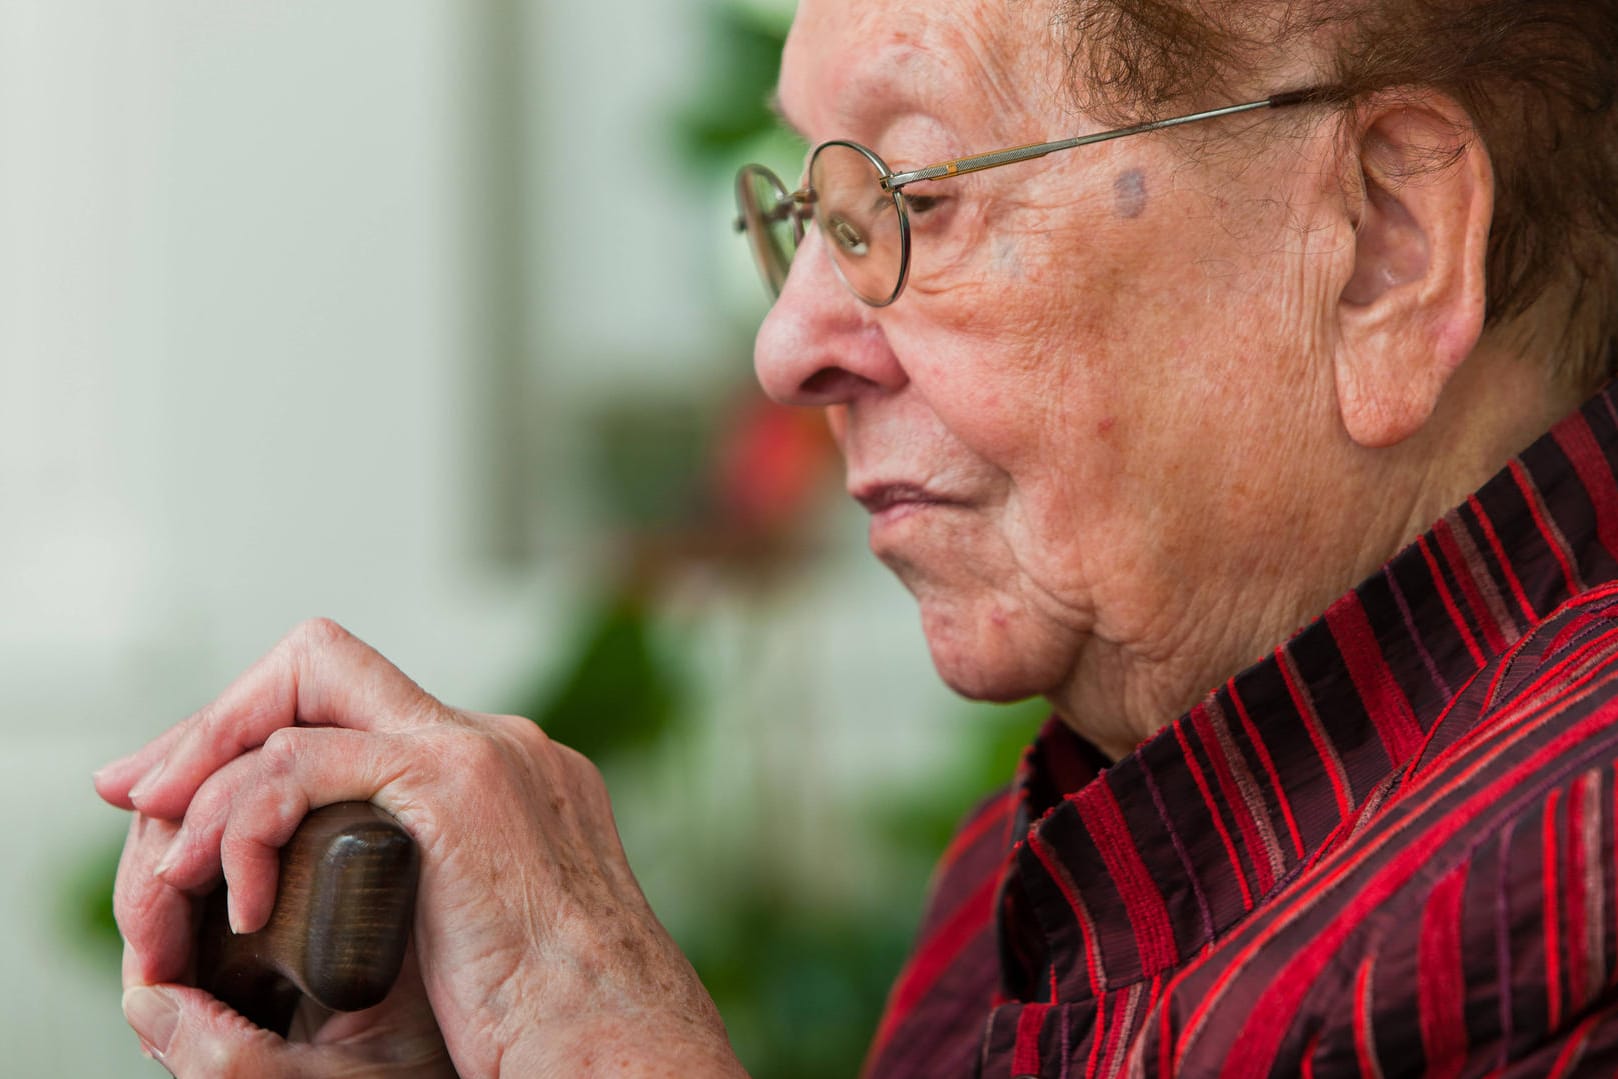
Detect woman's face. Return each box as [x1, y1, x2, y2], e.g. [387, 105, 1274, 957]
[756, 0, 1362, 749]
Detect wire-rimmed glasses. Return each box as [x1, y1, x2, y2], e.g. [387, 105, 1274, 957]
[733, 89, 1319, 307]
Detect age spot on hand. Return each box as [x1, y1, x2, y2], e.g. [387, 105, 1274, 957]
[1114, 169, 1148, 219]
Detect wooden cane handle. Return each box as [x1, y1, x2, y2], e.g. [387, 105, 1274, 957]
[195, 802, 419, 1035]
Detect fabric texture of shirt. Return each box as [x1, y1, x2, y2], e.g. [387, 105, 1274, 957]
[862, 384, 1618, 1078]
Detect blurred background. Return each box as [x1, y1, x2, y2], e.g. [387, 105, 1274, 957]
[1, 1, 1044, 1073]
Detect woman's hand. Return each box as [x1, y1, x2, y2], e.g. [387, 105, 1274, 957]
[94, 618, 743, 1078]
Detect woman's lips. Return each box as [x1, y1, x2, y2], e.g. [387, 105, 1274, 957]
[852, 482, 957, 521]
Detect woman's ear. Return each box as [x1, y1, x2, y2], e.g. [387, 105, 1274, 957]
[1332, 92, 1493, 448]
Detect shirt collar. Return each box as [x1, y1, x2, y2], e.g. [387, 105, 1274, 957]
[1003, 381, 1618, 1001]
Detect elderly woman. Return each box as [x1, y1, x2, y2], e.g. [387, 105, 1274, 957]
[97, 0, 1618, 1073]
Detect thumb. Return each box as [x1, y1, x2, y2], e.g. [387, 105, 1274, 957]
[122, 984, 296, 1077]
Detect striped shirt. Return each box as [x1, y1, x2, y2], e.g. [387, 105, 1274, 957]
[863, 384, 1618, 1077]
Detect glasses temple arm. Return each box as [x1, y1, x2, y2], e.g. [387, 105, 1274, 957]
[883, 89, 1322, 190]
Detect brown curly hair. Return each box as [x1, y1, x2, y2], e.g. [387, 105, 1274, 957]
[1059, 0, 1618, 385]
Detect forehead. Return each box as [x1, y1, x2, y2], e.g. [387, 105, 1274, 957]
[778, 0, 1054, 139]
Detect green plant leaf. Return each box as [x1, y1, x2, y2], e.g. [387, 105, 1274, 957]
[519, 591, 687, 762]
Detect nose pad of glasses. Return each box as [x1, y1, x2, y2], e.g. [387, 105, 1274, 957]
[825, 215, 870, 257]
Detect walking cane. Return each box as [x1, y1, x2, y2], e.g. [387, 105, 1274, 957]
[193, 802, 418, 1036]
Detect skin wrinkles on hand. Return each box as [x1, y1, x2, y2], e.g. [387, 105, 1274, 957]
[96, 619, 743, 1077]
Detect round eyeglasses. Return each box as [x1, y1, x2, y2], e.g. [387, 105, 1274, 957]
[736, 140, 910, 307]
[733, 89, 1321, 307]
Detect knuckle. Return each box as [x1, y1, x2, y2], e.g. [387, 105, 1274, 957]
[493, 711, 551, 752]
[431, 725, 521, 789]
[552, 737, 601, 780]
[257, 729, 301, 778]
[284, 616, 351, 656]
[547, 738, 609, 805]
[502, 717, 570, 775]
[571, 753, 610, 803]
[479, 714, 605, 792]
[189, 774, 233, 823]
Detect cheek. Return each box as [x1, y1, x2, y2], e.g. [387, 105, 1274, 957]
[891, 180, 1267, 505]
[922, 304, 1124, 479]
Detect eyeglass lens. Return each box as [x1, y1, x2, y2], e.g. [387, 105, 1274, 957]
[736, 165, 801, 296]
[809, 142, 905, 305]
[735, 145, 906, 305]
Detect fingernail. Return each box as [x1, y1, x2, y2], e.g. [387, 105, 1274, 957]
[123, 986, 179, 1058]
[152, 836, 182, 880]
[128, 760, 166, 805]
[92, 756, 135, 792]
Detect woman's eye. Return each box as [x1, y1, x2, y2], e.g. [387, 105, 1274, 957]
[905, 194, 943, 215]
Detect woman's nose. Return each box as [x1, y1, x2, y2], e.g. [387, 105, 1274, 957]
[752, 230, 908, 407]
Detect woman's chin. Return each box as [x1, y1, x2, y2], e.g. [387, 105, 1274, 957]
[917, 601, 1072, 706]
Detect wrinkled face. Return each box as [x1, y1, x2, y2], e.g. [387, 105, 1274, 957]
[756, 0, 1350, 745]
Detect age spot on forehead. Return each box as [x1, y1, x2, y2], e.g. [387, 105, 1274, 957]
[1113, 169, 1148, 219]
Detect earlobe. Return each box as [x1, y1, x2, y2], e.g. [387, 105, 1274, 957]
[1332, 96, 1493, 448]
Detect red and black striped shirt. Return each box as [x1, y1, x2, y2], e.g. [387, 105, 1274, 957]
[864, 384, 1618, 1077]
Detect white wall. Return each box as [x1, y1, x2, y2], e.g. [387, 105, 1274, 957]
[1, 2, 530, 725]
